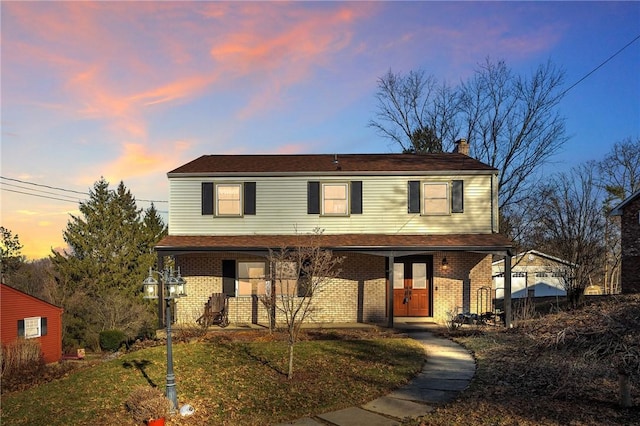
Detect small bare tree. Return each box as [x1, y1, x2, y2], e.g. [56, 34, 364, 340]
[262, 231, 343, 379]
[531, 163, 606, 307]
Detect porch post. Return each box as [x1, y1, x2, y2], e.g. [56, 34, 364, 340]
[503, 253, 512, 328]
[387, 253, 394, 328]
[157, 253, 165, 329]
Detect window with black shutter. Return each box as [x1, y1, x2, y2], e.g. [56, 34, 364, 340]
[201, 182, 214, 215]
[244, 182, 256, 215]
[408, 181, 420, 213]
[307, 181, 320, 214]
[350, 181, 362, 214]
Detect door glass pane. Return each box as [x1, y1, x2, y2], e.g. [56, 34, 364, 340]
[393, 263, 404, 289]
[413, 263, 427, 289]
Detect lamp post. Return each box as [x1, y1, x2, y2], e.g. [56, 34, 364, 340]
[142, 266, 187, 412]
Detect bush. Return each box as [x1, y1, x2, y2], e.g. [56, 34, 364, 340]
[99, 329, 126, 352]
[1, 338, 44, 378]
[125, 386, 171, 422]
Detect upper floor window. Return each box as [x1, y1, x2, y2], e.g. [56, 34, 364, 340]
[307, 181, 362, 215]
[216, 183, 242, 216]
[423, 183, 449, 215]
[322, 183, 349, 216]
[408, 180, 463, 215]
[202, 182, 256, 216]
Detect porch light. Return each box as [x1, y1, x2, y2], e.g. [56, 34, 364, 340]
[442, 257, 449, 270]
[140, 266, 188, 413]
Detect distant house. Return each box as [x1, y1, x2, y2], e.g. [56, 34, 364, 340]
[492, 250, 572, 299]
[610, 189, 640, 293]
[1, 283, 64, 363]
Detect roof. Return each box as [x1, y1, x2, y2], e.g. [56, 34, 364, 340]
[1, 283, 64, 312]
[491, 249, 574, 267]
[168, 153, 497, 176]
[156, 233, 512, 253]
[610, 188, 640, 216]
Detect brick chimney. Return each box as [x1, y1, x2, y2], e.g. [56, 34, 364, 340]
[453, 138, 469, 156]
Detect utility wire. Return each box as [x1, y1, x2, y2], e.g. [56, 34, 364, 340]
[561, 33, 640, 97]
[0, 175, 168, 203]
[2, 181, 83, 201]
[1, 188, 81, 204]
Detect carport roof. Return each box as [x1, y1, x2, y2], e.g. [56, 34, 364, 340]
[156, 233, 512, 254]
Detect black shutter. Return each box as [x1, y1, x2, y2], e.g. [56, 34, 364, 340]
[350, 181, 362, 214]
[18, 319, 25, 337]
[244, 182, 256, 215]
[408, 181, 420, 213]
[452, 180, 464, 213]
[307, 181, 320, 214]
[222, 260, 236, 297]
[201, 182, 214, 215]
[41, 317, 48, 336]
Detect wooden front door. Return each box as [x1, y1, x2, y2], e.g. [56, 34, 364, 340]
[393, 257, 431, 317]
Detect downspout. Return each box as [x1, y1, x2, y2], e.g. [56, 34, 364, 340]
[387, 253, 395, 328]
[504, 253, 512, 328]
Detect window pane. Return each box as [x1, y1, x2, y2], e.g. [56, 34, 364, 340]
[393, 263, 404, 289]
[413, 263, 427, 289]
[324, 185, 346, 199]
[322, 183, 348, 215]
[424, 184, 447, 198]
[424, 199, 448, 214]
[324, 200, 347, 214]
[238, 262, 265, 296]
[24, 317, 40, 339]
[423, 183, 449, 214]
[216, 184, 241, 215]
[275, 262, 298, 295]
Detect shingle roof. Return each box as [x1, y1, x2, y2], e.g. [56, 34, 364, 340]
[610, 188, 640, 216]
[156, 233, 512, 252]
[168, 153, 496, 176]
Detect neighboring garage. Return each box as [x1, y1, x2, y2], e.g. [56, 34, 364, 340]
[493, 250, 570, 299]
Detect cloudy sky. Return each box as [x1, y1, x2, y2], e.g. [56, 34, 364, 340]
[2, 1, 639, 259]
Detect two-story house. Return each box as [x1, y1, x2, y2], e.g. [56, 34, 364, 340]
[155, 140, 513, 327]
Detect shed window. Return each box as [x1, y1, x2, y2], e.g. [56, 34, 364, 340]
[19, 317, 46, 339]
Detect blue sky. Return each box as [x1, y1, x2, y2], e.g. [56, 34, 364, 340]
[1, 1, 639, 259]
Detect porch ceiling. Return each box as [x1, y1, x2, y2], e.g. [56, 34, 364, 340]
[156, 233, 512, 254]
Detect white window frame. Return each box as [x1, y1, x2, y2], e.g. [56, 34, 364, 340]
[215, 183, 243, 217]
[321, 182, 349, 216]
[237, 261, 266, 296]
[24, 317, 41, 339]
[422, 182, 449, 215]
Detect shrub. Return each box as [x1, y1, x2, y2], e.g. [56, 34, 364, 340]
[99, 329, 126, 352]
[125, 386, 171, 422]
[1, 338, 44, 378]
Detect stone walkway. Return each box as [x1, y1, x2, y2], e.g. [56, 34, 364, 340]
[275, 331, 476, 426]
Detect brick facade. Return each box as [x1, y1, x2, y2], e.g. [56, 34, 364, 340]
[620, 195, 640, 293]
[173, 251, 493, 326]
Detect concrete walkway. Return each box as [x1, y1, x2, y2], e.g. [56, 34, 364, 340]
[275, 331, 476, 426]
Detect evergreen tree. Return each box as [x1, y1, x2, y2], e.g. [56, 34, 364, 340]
[51, 178, 166, 348]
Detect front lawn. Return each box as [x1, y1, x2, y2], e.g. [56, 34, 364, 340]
[1, 331, 425, 425]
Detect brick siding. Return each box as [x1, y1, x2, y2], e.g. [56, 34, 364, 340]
[621, 196, 640, 293]
[173, 251, 494, 325]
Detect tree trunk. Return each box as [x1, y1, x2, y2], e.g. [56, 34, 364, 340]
[288, 342, 294, 380]
[619, 372, 631, 407]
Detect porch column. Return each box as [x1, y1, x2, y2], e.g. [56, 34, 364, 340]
[503, 253, 512, 328]
[387, 254, 394, 328]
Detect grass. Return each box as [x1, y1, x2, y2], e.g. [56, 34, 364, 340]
[1, 331, 425, 425]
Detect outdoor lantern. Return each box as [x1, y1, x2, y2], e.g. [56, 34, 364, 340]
[442, 257, 449, 271]
[142, 269, 159, 299]
[140, 264, 188, 412]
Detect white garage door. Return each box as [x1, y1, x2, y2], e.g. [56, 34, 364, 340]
[493, 273, 527, 299]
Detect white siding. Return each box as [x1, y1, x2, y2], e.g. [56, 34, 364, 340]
[169, 174, 495, 236]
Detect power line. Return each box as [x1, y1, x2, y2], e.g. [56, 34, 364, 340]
[1, 187, 81, 204]
[561, 33, 640, 97]
[0, 175, 168, 203]
[1, 181, 83, 202]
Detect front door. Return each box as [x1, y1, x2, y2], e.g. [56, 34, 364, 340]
[392, 256, 431, 317]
